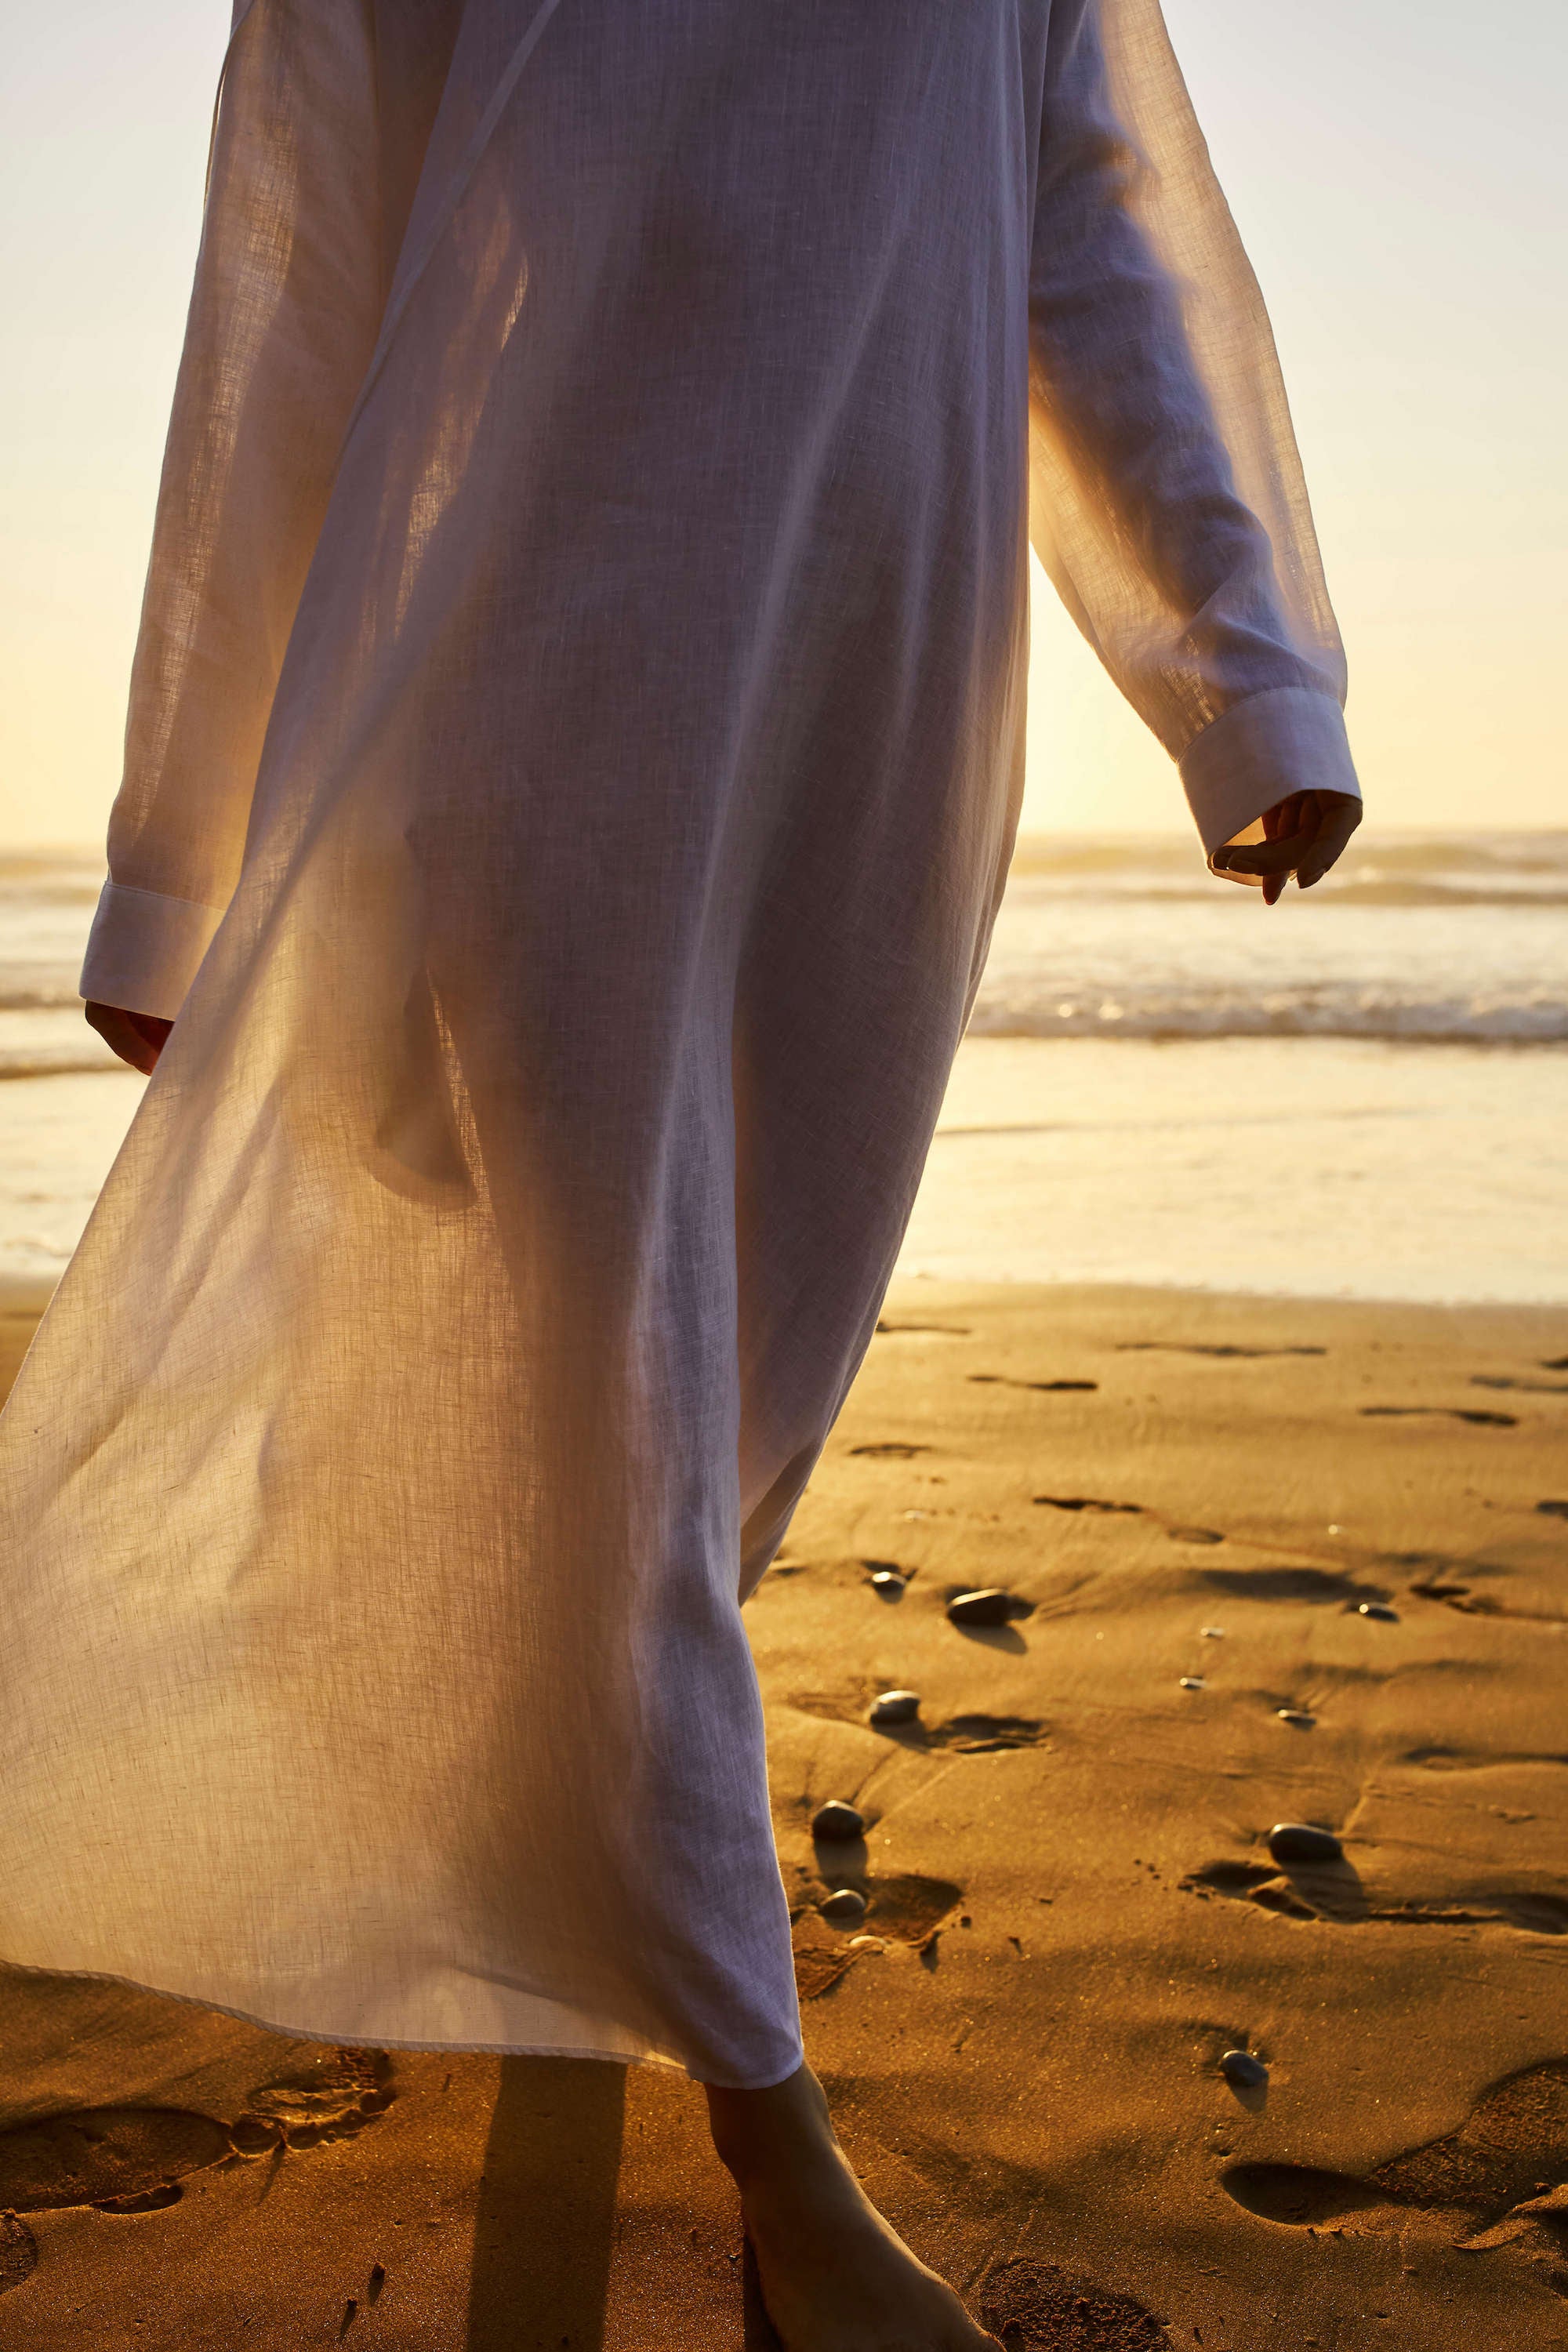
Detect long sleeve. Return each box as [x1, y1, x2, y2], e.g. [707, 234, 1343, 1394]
[81, 0, 387, 1019]
[1027, 0, 1360, 853]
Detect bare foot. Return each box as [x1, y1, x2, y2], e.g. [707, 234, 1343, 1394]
[706, 2063, 1002, 2352]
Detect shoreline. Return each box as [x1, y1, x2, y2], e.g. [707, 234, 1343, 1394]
[3, 1028, 1567, 1312]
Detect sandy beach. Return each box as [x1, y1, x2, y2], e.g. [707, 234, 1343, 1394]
[1, 1276, 1563, 2347]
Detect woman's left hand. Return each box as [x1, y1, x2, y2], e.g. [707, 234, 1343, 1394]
[1208, 789, 1362, 906]
[85, 1002, 172, 1076]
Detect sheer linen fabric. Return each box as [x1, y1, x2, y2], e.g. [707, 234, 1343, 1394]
[1, 0, 1358, 2086]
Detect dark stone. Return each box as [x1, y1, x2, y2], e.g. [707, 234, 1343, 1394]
[1220, 2049, 1269, 2089]
[946, 1588, 1018, 1628]
[811, 1800, 865, 1843]
[869, 1570, 906, 1596]
[819, 1889, 868, 1926]
[1268, 1822, 1343, 1866]
[869, 1689, 920, 1726]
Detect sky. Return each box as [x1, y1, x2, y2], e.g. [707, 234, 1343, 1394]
[0, 0, 1563, 850]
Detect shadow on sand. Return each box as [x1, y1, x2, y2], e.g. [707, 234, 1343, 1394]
[466, 2056, 626, 2350]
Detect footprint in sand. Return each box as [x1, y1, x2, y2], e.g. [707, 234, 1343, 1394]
[0, 2107, 232, 2216]
[1408, 1574, 1566, 1625]
[848, 1440, 934, 1458]
[873, 1320, 973, 1337]
[968, 1374, 1098, 1393]
[1359, 1404, 1519, 1427]
[238, 2048, 394, 2149]
[1034, 1494, 1142, 1516]
[1472, 1374, 1568, 1394]
[879, 1708, 1049, 1754]
[1222, 2057, 1568, 2251]
[1181, 1853, 1568, 1935]
[926, 1713, 1047, 1754]
[791, 1874, 963, 1997]
[1402, 1742, 1568, 1771]
[1198, 1564, 1394, 1608]
[1116, 1341, 1325, 1359]
[978, 2257, 1172, 2348]
[0, 2049, 395, 2217]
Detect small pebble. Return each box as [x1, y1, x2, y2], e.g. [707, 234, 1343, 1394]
[819, 1888, 868, 1926]
[1201, 1626, 1226, 1639]
[1220, 2050, 1269, 2089]
[1168, 1526, 1225, 1545]
[869, 1570, 906, 1596]
[811, 1800, 865, 1842]
[848, 1934, 886, 1951]
[1276, 1708, 1316, 1727]
[870, 1689, 920, 1726]
[946, 1587, 1017, 1628]
[1179, 1676, 1206, 1691]
[1268, 1822, 1343, 1866]
[1358, 1602, 1399, 1622]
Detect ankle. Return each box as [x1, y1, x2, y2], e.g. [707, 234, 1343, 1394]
[705, 2062, 838, 2190]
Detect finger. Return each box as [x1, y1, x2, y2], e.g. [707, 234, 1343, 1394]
[1295, 796, 1363, 890]
[1262, 871, 1287, 906]
[1212, 828, 1315, 878]
[1262, 792, 1308, 843]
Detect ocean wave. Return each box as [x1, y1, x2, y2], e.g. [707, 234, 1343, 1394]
[1007, 829, 1568, 906]
[0, 1049, 125, 1080]
[967, 991, 1568, 1044]
[0, 978, 86, 1011]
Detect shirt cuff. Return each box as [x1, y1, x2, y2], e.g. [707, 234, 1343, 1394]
[79, 881, 227, 1022]
[1178, 687, 1362, 858]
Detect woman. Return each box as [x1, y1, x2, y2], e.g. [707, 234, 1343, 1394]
[3, 0, 1359, 2341]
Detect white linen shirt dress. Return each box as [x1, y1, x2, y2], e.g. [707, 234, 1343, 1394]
[0, 0, 1359, 2087]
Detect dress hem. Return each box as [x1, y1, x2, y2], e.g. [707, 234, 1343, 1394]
[0, 1951, 806, 2092]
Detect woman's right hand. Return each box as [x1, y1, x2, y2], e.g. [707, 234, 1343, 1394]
[85, 1003, 172, 1076]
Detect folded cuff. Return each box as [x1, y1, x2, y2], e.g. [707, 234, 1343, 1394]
[79, 881, 227, 1022]
[1178, 687, 1362, 857]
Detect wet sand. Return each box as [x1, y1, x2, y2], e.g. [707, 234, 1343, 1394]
[1, 1279, 1565, 2348]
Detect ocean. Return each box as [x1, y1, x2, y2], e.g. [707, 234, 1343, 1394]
[3, 834, 1566, 1305]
